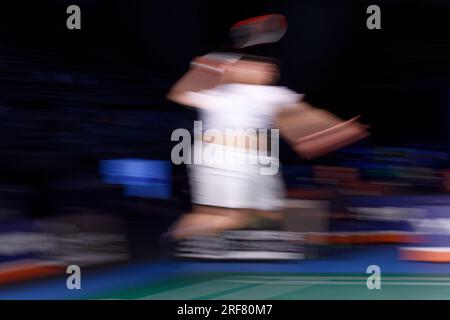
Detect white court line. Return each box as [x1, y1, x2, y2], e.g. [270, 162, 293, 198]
[211, 283, 316, 300]
[138, 275, 450, 300]
[226, 275, 450, 281]
[138, 278, 251, 300]
[218, 279, 450, 286]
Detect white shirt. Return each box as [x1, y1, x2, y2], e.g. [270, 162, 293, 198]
[185, 84, 303, 130]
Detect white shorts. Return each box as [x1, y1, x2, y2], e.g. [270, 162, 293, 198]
[188, 143, 285, 211]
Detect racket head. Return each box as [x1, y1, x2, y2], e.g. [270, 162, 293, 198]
[229, 14, 288, 49]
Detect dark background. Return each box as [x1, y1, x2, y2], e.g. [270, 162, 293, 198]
[1, 0, 450, 143]
[0, 0, 449, 223]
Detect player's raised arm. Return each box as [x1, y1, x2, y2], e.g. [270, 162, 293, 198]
[276, 101, 370, 159]
[166, 55, 231, 108]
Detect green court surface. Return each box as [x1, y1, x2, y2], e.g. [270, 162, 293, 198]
[92, 273, 450, 300]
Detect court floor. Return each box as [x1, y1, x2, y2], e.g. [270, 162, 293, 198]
[1, 245, 450, 300]
[93, 273, 450, 300]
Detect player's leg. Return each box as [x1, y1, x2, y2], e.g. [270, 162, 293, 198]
[251, 210, 283, 229]
[169, 205, 254, 240]
[251, 166, 286, 229]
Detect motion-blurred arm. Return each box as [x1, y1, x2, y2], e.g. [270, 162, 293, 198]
[166, 56, 225, 108]
[276, 101, 369, 159]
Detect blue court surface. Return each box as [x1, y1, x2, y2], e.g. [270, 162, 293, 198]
[1, 245, 450, 300]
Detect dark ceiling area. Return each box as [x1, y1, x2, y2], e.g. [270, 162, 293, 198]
[0, 0, 449, 147]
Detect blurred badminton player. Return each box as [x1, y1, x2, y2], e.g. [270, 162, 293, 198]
[166, 14, 369, 242]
